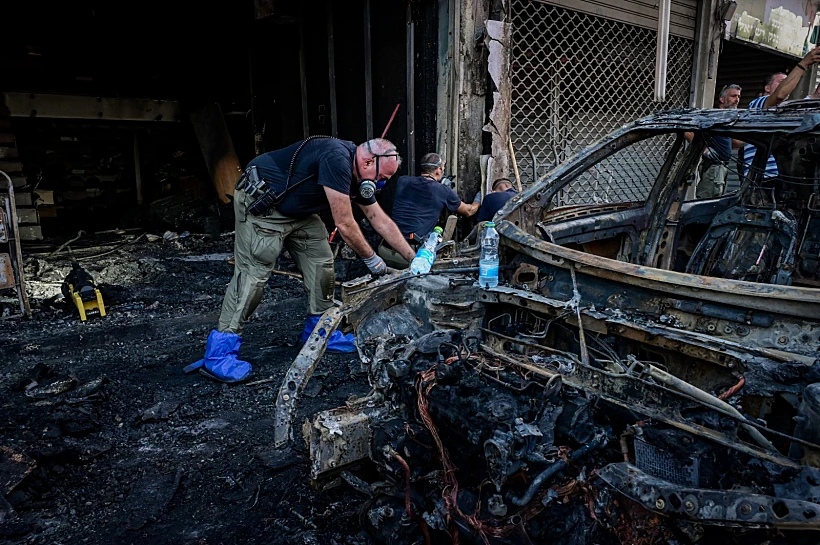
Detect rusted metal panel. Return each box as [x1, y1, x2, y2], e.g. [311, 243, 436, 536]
[598, 463, 820, 528]
[1, 446, 36, 495]
[274, 307, 345, 448]
[0, 254, 13, 290]
[303, 402, 390, 482]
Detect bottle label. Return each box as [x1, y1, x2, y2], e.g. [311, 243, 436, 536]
[480, 262, 498, 278]
[418, 248, 434, 261]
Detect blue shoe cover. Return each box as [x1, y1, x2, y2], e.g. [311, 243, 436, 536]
[185, 330, 253, 383]
[299, 314, 357, 353]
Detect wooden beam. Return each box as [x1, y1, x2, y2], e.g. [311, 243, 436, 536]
[2, 93, 179, 122]
[189, 103, 243, 204]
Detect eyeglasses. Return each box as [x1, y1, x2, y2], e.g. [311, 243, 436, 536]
[720, 84, 742, 92]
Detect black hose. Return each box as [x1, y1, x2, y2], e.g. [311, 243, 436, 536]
[509, 434, 608, 507]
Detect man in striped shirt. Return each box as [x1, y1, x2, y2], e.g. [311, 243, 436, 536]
[743, 47, 820, 179]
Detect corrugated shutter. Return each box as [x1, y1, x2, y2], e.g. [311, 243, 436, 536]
[534, 0, 699, 39]
[510, 0, 695, 198]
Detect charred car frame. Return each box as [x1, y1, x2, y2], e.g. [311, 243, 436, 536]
[276, 105, 820, 544]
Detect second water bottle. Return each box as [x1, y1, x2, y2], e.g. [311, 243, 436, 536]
[410, 226, 444, 274]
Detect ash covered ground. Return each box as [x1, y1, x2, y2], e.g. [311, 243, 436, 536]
[1, 233, 375, 545]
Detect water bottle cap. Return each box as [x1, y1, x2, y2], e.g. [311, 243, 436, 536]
[433, 226, 443, 233]
[485, 222, 495, 227]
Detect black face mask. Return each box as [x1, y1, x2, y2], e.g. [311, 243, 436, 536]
[355, 143, 399, 199]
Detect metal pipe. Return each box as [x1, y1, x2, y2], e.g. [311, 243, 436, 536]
[654, 0, 671, 102]
[0, 169, 31, 316]
[526, 145, 538, 184]
[510, 433, 607, 506]
[406, 2, 416, 176]
[327, 1, 338, 138]
[639, 359, 776, 451]
[345, 267, 481, 295]
[381, 104, 401, 139]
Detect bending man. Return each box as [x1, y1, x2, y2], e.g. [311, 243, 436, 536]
[189, 137, 415, 382]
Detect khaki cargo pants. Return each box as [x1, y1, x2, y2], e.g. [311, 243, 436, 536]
[377, 240, 412, 270]
[218, 189, 336, 334]
[696, 162, 727, 199]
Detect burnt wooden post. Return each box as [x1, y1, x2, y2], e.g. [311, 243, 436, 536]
[454, 0, 489, 203]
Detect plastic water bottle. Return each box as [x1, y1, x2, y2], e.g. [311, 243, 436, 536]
[410, 227, 444, 274]
[479, 222, 500, 288]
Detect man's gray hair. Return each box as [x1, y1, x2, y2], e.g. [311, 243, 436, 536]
[719, 83, 741, 100]
[361, 138, 403, 168]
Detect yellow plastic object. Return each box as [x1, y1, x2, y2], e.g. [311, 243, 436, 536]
[67, 284, 106, 322]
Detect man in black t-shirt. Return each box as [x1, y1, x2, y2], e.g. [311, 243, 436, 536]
[378, 152, 480, 269]
[189, 138, 415, 382]
[477, 178, 517, 222]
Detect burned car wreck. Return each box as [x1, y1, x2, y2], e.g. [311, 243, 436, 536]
[277, 105, 820, 544]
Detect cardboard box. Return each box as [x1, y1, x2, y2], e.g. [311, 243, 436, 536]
[14, 192, 33, 207]
[37, 206, 58, 218]
[0, 160, 22, 174]
[16, 207, 39, 225]
[18, 225, 43, 241]
[35, 189, 54, 205]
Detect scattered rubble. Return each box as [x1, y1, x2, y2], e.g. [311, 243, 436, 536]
[0, 234, 374, 545]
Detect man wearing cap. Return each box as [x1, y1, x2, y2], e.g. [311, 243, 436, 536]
[378, 152, 480, 269]
[188, 137, 415, 382]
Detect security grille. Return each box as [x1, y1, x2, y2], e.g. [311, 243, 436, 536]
[510, 0, 695, 206]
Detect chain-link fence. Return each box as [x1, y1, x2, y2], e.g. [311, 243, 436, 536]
[510, 0, 694, 205]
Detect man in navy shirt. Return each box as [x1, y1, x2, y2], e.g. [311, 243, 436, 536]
[189, 137, 415, 382]
[378, 152, 480, 268]
[477, 178, 518, 222]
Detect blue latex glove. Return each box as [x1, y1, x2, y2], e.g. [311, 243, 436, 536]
[184, 330, 253, 383]
[300, 314, 357, 353]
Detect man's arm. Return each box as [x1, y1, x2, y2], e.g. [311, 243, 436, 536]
[357, 202, 416, 262]
[325, 186, 376, 259]
[765, 47, 820, 108]
[456, 201, 479, 217]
